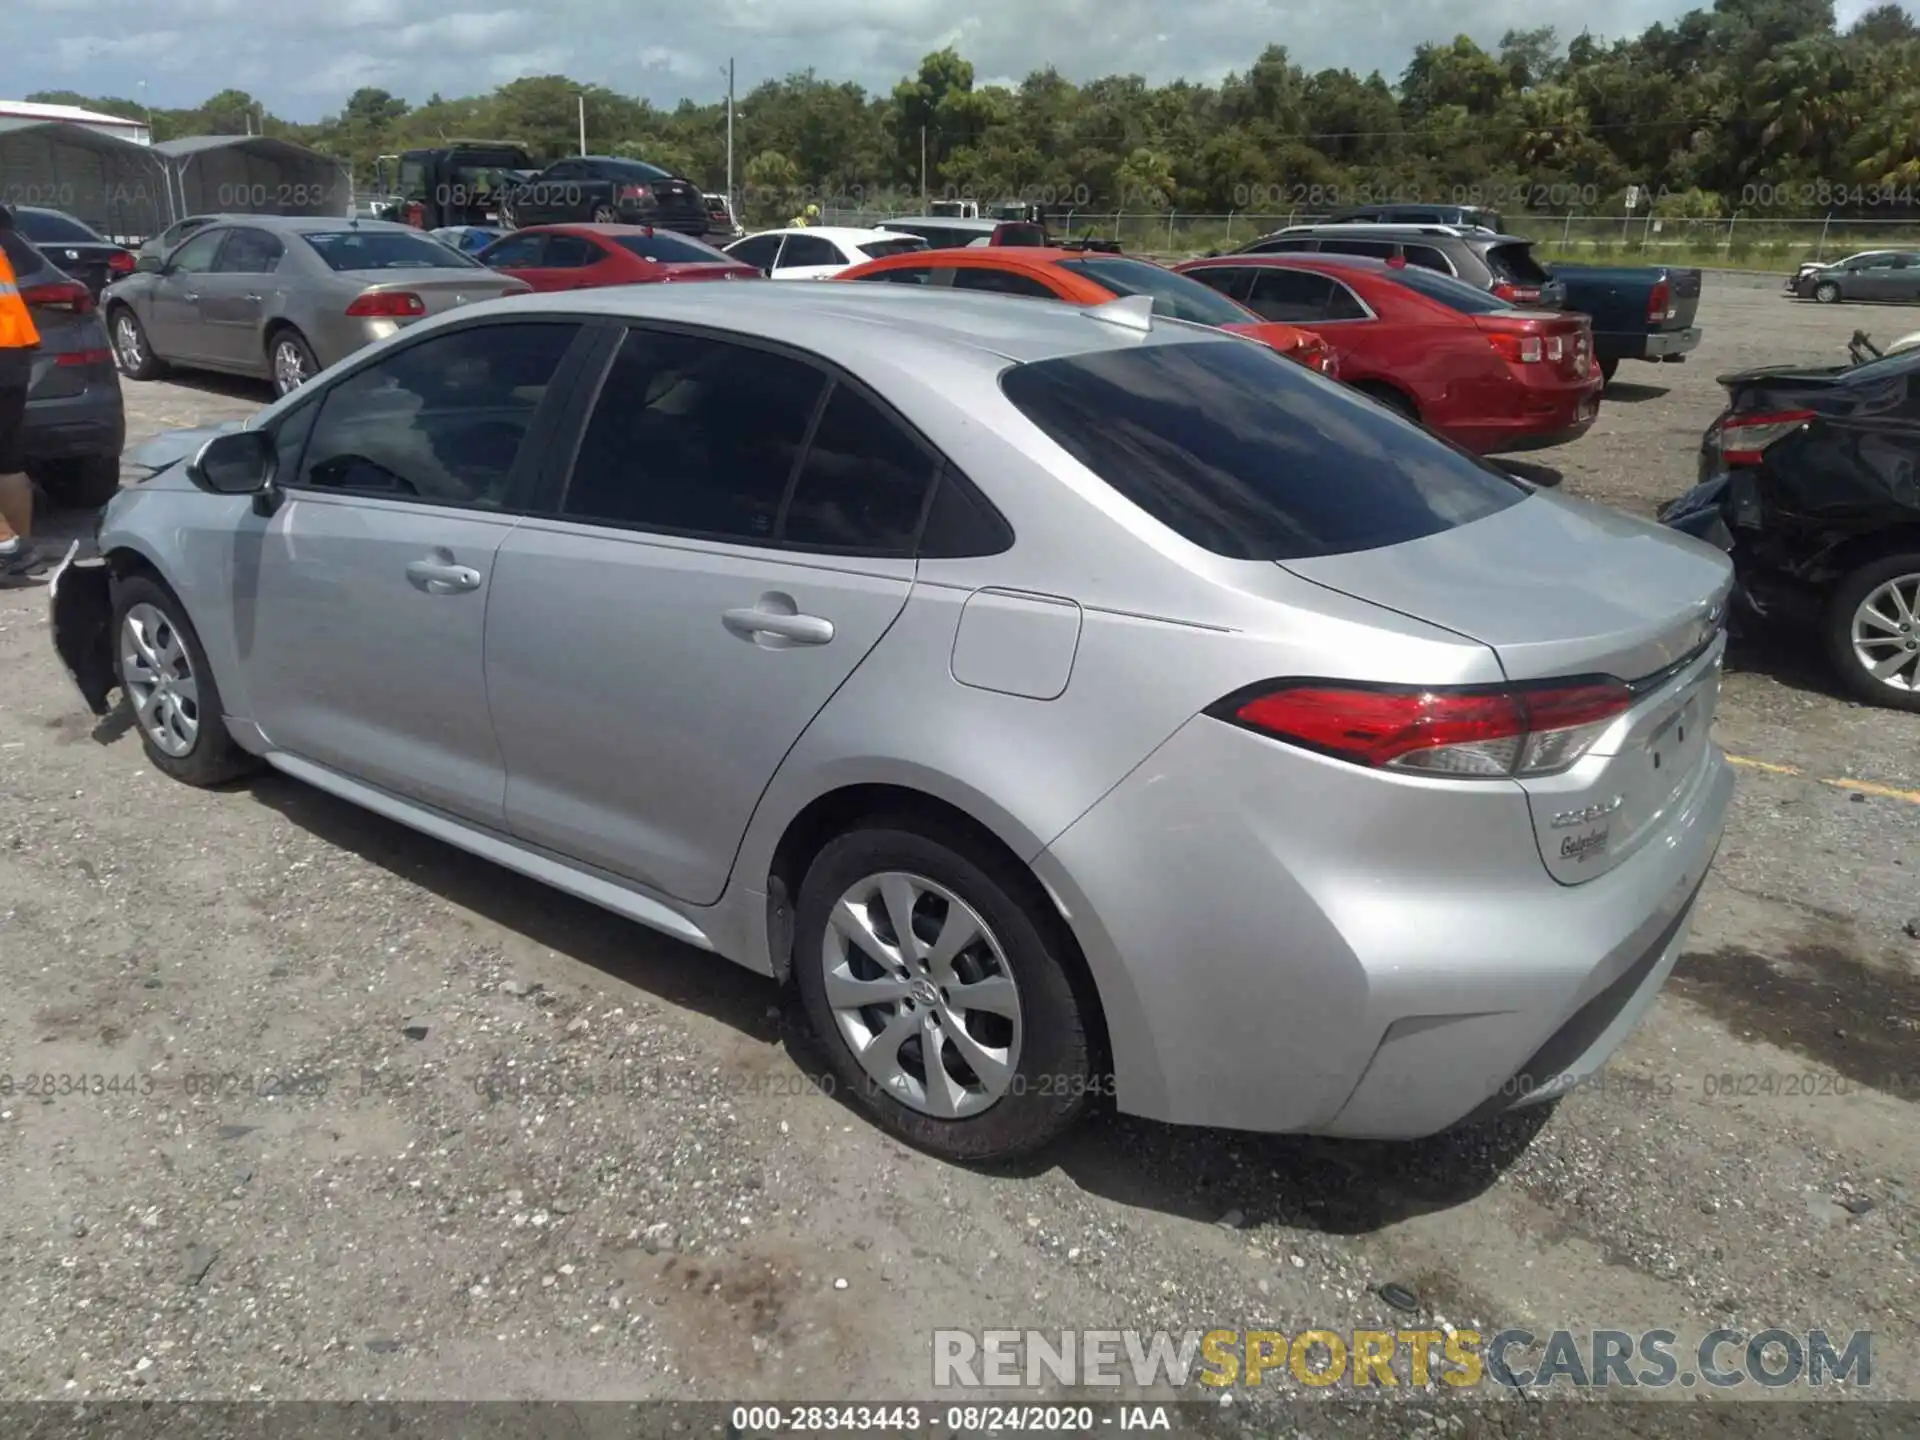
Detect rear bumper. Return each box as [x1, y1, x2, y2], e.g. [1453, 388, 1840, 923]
[23, 385, 126, 463]
[1451, 381, 1603, 454]
[1642, 327, 1702, 361]
[1034, 715, 1733, 1138]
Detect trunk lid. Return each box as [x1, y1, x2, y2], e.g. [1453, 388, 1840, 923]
[650, 179, 710, 228]
[1473, 310, 1594, 380]
[343, 271, 529, 316]
[1279, 491, 1733, 884]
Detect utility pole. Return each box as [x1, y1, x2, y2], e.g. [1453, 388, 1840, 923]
[725, 58, 735, 220]
[920, 125, 927, 209]
[578, 94, 587, 155]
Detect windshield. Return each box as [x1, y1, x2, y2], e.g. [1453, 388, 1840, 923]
[302, 230, 479, 271]
[858, 237, 929, 260]
[1058, 257, 1254, 327]
[1001, 339, 1525, 560]
[16, 210, 104, 245]
[1385, 263, 1516, 314]
[612, 232, 731, 263]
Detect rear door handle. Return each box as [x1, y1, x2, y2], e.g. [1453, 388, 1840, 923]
[722, 606, 834, 645]
[406, 559, 482, 594]
[182, 291, 200, 302]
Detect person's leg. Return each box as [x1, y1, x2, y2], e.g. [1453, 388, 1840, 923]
[0, 382, 44, 578]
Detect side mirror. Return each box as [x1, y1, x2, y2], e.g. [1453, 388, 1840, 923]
[186, 430, 275, 496]
[134, 253, 165, 274]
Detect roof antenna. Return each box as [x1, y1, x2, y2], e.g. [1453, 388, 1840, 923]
[1083, 293, 1153, 333]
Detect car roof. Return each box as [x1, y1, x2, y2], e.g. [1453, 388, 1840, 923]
[192, 215, 424, 235]
[744, 227, 909, 244]
[880, 216, 1004, 232]
[1267, 223, 1527, 244]
[1195, 252, 1396, 272]
[425, 279, 1234, 370]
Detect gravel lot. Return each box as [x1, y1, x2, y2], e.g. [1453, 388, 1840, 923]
[1, 277, 1915, 1423]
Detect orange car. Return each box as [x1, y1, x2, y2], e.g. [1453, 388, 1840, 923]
[832, 247, 1338, 375]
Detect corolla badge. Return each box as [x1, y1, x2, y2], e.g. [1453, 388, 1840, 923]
[1551, 796, 1623, 829]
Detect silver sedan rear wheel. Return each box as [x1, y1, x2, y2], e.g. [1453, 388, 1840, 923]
[113, 312, 145, 370]
[119, 601, 200, 757]
[822, 870, 1023, 1119]
[1849, 571, 1920, 694]
[271, 334, 316, 395]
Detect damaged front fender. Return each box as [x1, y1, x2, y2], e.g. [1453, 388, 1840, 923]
[47, 542, 118, 717]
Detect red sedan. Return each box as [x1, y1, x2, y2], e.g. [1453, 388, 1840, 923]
[475, 223, 759, 291]
[1173, 253, 1602, 453]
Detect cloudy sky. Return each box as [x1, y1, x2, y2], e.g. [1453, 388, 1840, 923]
[8, 0, 1910, 120]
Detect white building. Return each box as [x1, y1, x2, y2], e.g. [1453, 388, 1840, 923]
[0, 100, 151, 146]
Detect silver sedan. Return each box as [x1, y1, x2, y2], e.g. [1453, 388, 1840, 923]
[102, 215, 530, 396]
[49, 282, 1734, 1161]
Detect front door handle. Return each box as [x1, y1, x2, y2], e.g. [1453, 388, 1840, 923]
[182, 291, 200, 302]
[244, 292, 263, 302]
[722, 605, 834, 646]
[406, 558, 482, 594]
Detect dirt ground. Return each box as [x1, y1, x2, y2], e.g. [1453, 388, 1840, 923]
[0, 277, 1915, 1426]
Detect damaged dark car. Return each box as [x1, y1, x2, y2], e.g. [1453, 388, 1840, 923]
[1661, 345, 1920, 711]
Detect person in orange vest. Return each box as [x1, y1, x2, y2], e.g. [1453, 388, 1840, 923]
[0, 204, 46, 582]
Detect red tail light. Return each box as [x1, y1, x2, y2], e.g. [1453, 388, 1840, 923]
[1493, 282, 1541, 304]
[56, 347, 114, 367]
[1212, 678, 1633, 778]
[346, 291, 426, 318]
[20, 281, 95, 314]
[1647, 279, 1671, 323]
[1486, 331, 1544, 364]
[618, 184, 652, 203]
[1712, 408, 1814, 466]
[108, 250, 135, 274]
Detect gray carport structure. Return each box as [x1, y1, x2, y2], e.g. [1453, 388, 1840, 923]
[156, 135, 351, 226]
[0, 120, 174, 240]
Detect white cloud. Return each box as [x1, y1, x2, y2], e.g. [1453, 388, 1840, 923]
[7, 0, 1916, 120]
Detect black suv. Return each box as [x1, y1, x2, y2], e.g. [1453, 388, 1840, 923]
[1232, 224, 1563, 306]
[500, 156, 712, 236]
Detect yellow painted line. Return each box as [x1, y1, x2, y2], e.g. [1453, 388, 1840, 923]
[1726, 753, 1920, 806]
[1823, 776, 1920, 805]
[1726, 755, 1802, 776]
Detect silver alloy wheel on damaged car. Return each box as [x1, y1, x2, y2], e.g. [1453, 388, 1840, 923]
[113, 311, 145, 371]
[119, 601, 200, 757]
[1814, 280, 1841, 303]
[592, 204, 618, 224]
[271, 336, 314, 395]
[1850, 571, 1920, 693]
[822, 870, 1023, 1118]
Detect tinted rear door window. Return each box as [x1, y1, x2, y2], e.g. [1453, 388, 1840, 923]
[783, 384, 939, 552]
[1244, 269, 1335, 322]
[561, 329, 827, 542]
[777, 234, 842, 268]
[1000, 339, 1524, 561]
[1317, 238, 1396, 259]
[951, 266, 1058, 298]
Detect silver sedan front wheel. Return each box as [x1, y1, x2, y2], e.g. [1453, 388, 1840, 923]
[822, 871, 1024, 1119]
[1849, 571, 1920, 694]
[119, 601, 200, 757]
[113, 312, 144, 370]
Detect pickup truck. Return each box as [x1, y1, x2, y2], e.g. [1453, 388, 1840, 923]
[1544, 263, 1703, 387]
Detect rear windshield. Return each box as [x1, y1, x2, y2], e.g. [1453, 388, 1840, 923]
[1057, 257, 1251, 328]
[993, 223, 1049, 247]
[1486, 242, 1550, 284]
[1000, 339, 1525, 561]
[16, 210, 102, 244]
[302, 231, 479, 271]
[602, 159, 674, 182]
[858, 237, 929, 259]
[1385, 263, 1515, 314]
[611, 232, 728, 263]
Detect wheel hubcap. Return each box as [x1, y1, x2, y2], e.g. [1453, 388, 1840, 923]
[593, 206, 616, 223]
[119, 603, 200, 757]
[273, 341, 309, 394]
[1851, 572, 1920, 692]
[115, 315, 142, 368]
[822, 871, 1023, 1119]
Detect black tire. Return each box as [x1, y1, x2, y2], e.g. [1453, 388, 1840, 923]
[1814, 280, 1841, 304]
[1820, 553, 1920, 713]
[34, 455, 122, 510]
[1598, 356, 1620, 387]
[110, 574, 259, 785]
[792, 820, 1094, 1162]
[1357, 382, 1419, 421]
[266, 328, 320, 397]
[108, 305, 166, 380]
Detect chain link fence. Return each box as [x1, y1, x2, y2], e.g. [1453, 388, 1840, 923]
[814, 207, 1920, 268]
